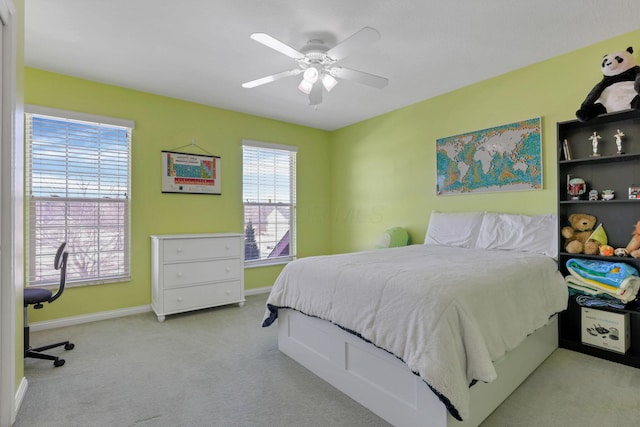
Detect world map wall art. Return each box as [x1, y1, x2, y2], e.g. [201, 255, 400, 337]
[436, 117, 542, 195]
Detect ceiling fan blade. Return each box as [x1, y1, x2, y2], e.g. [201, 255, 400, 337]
[242, 69, 301, 88]
[331, 67, 389, 89]
[308, 81, 323, 105]
[326, 27, 381, 61]
[250, 33, 305, 59]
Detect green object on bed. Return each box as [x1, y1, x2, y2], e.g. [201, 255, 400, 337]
[375, 226, 409, 248]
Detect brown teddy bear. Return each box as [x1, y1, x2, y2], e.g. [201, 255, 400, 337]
[625, 221, 640, 258]
[561, 213, 600, 254]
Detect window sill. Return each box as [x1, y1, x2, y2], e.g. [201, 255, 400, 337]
[27, 276, 131, 289]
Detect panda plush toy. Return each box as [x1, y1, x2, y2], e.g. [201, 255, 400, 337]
[576, 47, 640, 122]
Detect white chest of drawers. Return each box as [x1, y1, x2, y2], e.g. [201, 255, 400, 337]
[150, 233, 245, 321]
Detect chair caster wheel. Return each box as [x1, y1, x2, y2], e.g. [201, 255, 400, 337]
[65, 343, 75, 351]
[54, 359, 65, 367]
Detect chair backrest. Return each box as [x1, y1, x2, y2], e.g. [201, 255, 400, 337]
[49, 242, 68, 303]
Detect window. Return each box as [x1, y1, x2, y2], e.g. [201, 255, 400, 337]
[25, 106, 134, 287]
[242, 140, 297, 265]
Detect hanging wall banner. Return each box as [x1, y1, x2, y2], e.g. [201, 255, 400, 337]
[161, 151, 221, 195]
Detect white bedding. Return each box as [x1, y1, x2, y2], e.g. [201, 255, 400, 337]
[262, 245, 568, 421]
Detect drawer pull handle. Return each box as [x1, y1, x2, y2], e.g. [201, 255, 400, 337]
[177, 272, 183, 278]
[176, 248, 182, 253]
[225, 267, 231, 272]
[177, 297, 183, 302]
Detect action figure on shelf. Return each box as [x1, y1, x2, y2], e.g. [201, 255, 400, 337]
[589, 132, 602, 157]
[614, 129, 625, 154]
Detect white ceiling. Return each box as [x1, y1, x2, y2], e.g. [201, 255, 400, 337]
[25, 0, 640, 131]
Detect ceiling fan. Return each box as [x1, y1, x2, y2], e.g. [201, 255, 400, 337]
[242, 27, 389, 106]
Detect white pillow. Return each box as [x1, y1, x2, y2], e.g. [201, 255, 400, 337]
[475, 212, 557, 258]
[424, 211, 485, 248]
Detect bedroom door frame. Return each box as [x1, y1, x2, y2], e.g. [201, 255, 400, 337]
[0, 0, 18, 425]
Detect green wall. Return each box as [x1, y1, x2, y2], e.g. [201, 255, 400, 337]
[23, 28, 640, 321]
[24, 68, 332, 322]
[330, 29, 640, 253]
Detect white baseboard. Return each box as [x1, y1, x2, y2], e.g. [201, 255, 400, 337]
[29, 305, 152, 332]
[29, 289, 271, 332]
[14, 377, 28, 424]
[28, 288, 271, 332]
[245, 286, 272, 296]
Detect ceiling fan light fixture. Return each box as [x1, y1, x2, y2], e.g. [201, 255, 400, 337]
[321, 73, 338, 92]
[302, 66, 319, 83]
[298, 79, 314, 94]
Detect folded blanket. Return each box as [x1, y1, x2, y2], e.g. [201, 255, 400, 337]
[566, 258, 639, 290]
[565, 275, 639, 304]
[565, 258, 640, 304]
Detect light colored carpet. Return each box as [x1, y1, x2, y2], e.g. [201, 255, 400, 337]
[15, 293, 640, 427]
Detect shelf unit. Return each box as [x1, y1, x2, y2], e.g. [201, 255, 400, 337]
[557, 109, 640, 368]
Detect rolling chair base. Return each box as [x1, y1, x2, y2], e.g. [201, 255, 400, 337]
[25, 340, 75, 367]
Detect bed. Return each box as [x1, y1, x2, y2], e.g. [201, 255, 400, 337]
[262, 211, 568, 427]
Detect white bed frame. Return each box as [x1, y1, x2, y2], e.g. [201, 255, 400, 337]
[277, 309, 558, 427]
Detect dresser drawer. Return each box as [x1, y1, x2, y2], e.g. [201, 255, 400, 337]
[163, 282, 243, 313]
[163, 237, 241, 262]
[163, 258, 241, 288]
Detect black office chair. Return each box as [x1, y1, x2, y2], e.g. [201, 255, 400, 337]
[24, 242, 75, 367]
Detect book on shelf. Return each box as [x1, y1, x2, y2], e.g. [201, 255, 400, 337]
[562, 139, 572, 160]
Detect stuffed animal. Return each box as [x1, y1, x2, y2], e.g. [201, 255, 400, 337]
[624, 221, 640, 258]
[561, 213, 600, 254]
[374, 226, 409, 249]
[575, 47, 640, 122]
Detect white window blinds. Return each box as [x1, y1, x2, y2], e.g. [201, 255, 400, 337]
[25, 107, 133, 286]
[242, 140, 297, 264]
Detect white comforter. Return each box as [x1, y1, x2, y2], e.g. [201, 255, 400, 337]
[262, 245, 568, 421]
